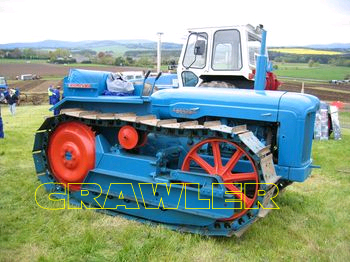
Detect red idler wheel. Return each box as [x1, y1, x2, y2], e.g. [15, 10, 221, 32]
[182, 138, 259, 221]
[47, 121, 95, 191]
[118, 125, 139, 149]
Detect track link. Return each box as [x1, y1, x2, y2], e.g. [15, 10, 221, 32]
[33, 108, 280, 236]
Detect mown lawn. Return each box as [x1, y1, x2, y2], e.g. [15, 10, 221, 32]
[0, 105, 349, 262]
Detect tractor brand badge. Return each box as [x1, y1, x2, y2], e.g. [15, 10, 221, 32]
[68, 83, 91, 88]
[172, 107, 200, 115]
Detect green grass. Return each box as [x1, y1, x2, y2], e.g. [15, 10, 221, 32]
[339, 112, 350, 128]
[0, 105, 350, 261]
[274, 63, 350, 81]
[0, 59, 48, 64]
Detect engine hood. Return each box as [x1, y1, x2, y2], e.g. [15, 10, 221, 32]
[151, 87, 285, 122]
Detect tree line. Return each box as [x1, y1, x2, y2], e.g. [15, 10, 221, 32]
[1, 47, 349, 68]
[0, 48, 78, 63]
[0, 48, 180, 67]
[269, 51, 350, 67]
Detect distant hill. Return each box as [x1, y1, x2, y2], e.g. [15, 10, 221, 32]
[0, 40, 182, 50]
[307, 43, 350, 49]
[2, 39, 349, 51]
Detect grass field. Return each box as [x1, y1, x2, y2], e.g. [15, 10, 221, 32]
[0, 59, 48, 64]
[0, 105, 349, 261]
[274, 63, 350, 81]
[339, 112, 350, 128]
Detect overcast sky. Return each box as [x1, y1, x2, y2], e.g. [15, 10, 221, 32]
[0, 0, 349, 46]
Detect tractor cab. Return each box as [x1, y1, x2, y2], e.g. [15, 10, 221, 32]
[177, 24, 279, 90]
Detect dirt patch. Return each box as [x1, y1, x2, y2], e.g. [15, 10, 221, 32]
[279, 81, 350, 102]
[28, 80, 63, 92]
[8, 80, 59, 92]
[19, 92, 48, 105]
[0, 63, 69, 80]
[0, 63, 146, 80]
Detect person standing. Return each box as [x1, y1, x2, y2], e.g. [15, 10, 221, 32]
[52, 86, 61, 115]
[5, 88, 19, 116]
[0, 92, 5, 138]
[48, 85, 54, 105]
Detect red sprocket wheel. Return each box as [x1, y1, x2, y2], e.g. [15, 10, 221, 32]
[47, 121, 95, 191]
[118, 125, 139, 149]
[118, 125, 148, 150]
[181, 138, 259, 220]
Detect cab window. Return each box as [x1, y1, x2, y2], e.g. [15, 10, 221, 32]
[182, 33, 208, 69]
[248, 32, 262, 67]
[212, 30, 242, 70]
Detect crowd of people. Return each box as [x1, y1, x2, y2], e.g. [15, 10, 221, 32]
[0, 87, 20, 139]
[0, 84, 61, 139]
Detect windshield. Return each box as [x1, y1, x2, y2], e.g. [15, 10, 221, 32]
[248, 32, 262, 67]
[212, 29, 242, 70]
[182, 32, 207, 69]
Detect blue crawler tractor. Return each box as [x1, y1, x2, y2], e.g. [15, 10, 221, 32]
[33, 25, 319, 236]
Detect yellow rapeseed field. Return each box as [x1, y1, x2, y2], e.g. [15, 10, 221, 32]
[269, 48, 342, 55]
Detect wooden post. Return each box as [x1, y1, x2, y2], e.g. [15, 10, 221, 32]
[301, 82, 304, 93]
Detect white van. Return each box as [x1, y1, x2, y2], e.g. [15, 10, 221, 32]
[20, 74, 33, 80]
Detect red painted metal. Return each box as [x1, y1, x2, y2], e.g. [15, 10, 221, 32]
[181, 138, 259, 220]
[331, 101, 344, 109]
[250, 70, 281, 90]
[47, 121, 95, 190]
[118, 125, 139, 149]
[265, 72, 281, 90]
